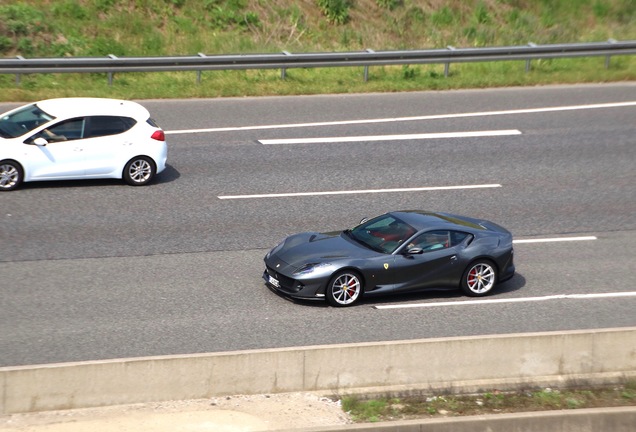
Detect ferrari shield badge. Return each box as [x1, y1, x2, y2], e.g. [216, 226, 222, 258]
[384, 263, 389, 270]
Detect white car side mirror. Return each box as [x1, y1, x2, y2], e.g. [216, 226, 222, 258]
[33, 137, 48, 146]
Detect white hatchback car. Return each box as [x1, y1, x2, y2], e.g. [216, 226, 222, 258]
[0, 98, 167, 191]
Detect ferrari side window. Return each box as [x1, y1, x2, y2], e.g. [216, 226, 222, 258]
[409, 230, 450, 252]
[449, 231, 471, 247]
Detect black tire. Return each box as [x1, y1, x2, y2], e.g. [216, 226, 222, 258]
[461, 260, 497, 297]
[123, 156, 155, 186]
[326, 270, 363, 307]
[0, 160, 23, 191]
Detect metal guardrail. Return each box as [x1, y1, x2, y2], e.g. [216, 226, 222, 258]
[1, 39, 635, 85]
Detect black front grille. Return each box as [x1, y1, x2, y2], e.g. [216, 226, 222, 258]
[265, 266, 299, 293]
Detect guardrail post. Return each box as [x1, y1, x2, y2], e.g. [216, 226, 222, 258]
[281, 51, 292, 80]
[197, 53, 206, 84]
[15, 55, 24, 86]
[445, 46, 455, 77]
[107, 54, 118, 86]
[606, 39, 617, 69]
[526, 43, 537, 72]
[364, 49, 375, 82]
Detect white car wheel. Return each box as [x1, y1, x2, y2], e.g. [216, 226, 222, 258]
[123, 156, 155, 186]
[0, 160, 23, 191]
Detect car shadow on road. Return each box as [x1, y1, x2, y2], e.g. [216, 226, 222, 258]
[275, 273, 527, 309]
[16, 164, 180, 190]
[154, 164, 180, 184]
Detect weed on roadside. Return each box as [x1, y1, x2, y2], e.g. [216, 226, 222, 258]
[340, 382, 636, 423]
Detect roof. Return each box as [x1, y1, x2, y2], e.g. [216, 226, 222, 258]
[391, 210, 487, 231]
[35, 98, 150, 120]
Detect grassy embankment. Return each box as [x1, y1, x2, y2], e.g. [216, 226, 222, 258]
[0, 0, 634, 101]
[342, 382, 636, 423]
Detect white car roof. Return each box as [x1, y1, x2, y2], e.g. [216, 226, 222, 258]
[36, 98, 150, 120]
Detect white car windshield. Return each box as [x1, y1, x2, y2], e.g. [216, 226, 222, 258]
[0, 104, 55, 139]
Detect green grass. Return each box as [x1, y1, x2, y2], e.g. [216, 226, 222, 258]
[341, 381, 636, 423]
[1, 55, 633, 102]
[1, 0, 635, 101]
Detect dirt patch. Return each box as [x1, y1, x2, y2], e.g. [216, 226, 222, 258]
[0, 393, 352, 432]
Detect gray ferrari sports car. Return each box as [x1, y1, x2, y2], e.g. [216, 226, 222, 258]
[263, 210, 515, 307]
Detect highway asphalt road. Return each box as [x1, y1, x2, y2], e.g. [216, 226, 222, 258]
[1, 83, 635, 367]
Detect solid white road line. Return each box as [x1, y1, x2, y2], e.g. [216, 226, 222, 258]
[374, 291, 636, 310]
[513, 236, 598, 244]
[218, 184, 502, 200]
[259, 130, 521, 145]
[165, 101, 636, 135]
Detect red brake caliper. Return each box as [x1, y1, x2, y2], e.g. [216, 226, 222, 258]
[346, 279, 355, 296]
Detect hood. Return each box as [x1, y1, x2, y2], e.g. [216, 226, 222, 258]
[276, 231, 373, 266]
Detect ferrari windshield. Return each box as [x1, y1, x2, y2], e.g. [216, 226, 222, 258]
[347, 214, 416, 254]
[0, 104, 55, 139]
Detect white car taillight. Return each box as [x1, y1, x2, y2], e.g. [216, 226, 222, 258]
[151, 130, 165, 141]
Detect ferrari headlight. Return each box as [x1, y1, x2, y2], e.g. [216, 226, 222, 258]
[293, 262, 332, 275]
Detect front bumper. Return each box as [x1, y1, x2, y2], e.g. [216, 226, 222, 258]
[262, 266, 325, 300]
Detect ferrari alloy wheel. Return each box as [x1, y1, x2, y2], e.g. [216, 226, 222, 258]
[461, 260, 497, 296]
[0, 160, 23, 191]
[123, 156, 155, 186]
[326, 271, 363, 307]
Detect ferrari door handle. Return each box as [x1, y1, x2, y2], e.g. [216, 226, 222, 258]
[450, 255, 457, 261]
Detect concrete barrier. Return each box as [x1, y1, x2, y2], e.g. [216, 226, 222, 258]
[2, 327, 635, 415]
